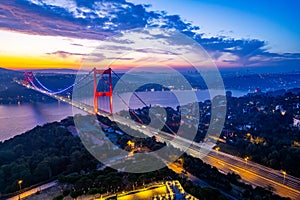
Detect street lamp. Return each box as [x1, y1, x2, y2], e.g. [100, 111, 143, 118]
[282, 171, 287, 183]
[178, 158, 184, 167]
[244, 156, 249, 165]
[215, 147, 220, 154]
[18, 180, 23, 200]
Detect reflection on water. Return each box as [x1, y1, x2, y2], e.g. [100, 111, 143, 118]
[0, 90, 246, 142]
[0, 102, 74, 141]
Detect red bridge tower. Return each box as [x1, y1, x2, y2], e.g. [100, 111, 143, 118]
[24, 72, 34, 85]
[94, 68, 113, 114]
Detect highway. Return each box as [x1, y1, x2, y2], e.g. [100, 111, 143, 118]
[17, 80, 300, 200]
[149, 126, 300, 200]
[187, 148, 300, 200]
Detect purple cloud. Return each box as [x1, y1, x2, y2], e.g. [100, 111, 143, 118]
[46, 51, 86, 58]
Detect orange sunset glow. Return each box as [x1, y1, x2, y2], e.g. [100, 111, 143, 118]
[0, 55, 81, 70]
[0, 29, 218, 70]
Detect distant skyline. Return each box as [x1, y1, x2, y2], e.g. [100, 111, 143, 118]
[0, 0, 299, 71]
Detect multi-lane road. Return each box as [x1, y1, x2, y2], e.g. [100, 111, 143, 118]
[187, 148, 300, 200]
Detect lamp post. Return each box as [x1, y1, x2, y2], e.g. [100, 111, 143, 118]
[282, 171, 287, 183]
[215, 147, 220, 154]
[178, 158, 184, 167]
[244, 156, 249, 165]
[18, 180, 23, 200]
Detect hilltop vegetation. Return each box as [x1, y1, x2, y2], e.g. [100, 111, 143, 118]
[0, 117, 97, 195]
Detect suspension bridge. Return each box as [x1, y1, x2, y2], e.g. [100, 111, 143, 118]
[15, 68, 300, 200]
[18, 68, 190, 144]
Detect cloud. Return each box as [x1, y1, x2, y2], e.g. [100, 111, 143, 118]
[105, 57, 134, 60]
[0, 0, 197, 39]
[81, 52, 107, 63]
[102, 45, 133, 51]
[192, 35, 300, 66]
[0, 1, 112, 40]
[71, 43, 84, 47]
[46, 50, 86, 58]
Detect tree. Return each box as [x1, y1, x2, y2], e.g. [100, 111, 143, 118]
[53, 195, 64, 200]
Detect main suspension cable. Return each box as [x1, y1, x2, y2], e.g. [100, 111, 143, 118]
[32, 69, 94, 95]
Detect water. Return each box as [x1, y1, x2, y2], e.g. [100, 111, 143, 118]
[0, 90, 246, 142]
[0, 102, 74, 141]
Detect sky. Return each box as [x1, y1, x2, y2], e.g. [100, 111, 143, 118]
[0, 0, 299, 71]
[129, 0, 300, 53]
